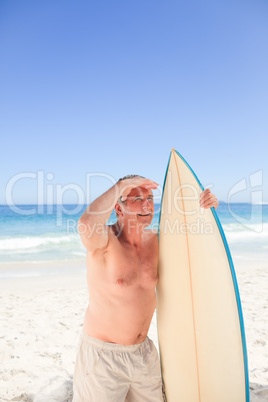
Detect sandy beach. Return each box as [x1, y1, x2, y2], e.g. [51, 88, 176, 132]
[0, 261, 267, 402]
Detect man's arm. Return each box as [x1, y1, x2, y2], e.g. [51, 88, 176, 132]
[77, 181, 121, 252]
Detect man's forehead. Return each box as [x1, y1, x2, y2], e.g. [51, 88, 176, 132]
[128, 186, 153, 197]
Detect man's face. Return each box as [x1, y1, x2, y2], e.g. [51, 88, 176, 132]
[121, 186, 154, 226]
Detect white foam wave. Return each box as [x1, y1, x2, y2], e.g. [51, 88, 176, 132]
[223, 221, 268, 231]
[0, 234, 79, 251]
[72, 251, 86, 256]
[222, 222, 268, 241]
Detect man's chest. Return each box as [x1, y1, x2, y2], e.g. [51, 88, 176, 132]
[104, 243, 158, 287]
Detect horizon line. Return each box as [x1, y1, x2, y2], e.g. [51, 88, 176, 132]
[1, 201, 267, 206]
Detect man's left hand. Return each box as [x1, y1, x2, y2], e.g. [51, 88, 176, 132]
[199, 189, 219, 210]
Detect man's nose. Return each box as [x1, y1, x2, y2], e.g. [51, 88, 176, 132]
[142, 199, 151, 208]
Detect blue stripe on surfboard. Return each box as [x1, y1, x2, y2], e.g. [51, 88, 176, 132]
[156, 150, 172, 384]
[157, 151, 172, 241]
[173, 148, 250, 402]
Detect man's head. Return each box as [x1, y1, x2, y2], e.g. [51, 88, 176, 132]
[115, 175, 154, 228]
[115, 175, 145, 218]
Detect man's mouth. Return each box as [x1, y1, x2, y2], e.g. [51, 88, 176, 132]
[138, 213, 151, 216]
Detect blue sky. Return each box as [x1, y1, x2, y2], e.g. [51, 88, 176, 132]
[1, 0, 267, 204]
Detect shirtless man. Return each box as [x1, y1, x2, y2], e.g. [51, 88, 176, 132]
[73, 175, 219, 402]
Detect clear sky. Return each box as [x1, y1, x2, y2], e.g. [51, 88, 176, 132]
[1, 0, 268, 204]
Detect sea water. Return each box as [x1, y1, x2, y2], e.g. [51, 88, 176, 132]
[0, 203, 267, 278]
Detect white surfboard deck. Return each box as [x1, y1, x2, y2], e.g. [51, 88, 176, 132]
[156, 148, 249, 402]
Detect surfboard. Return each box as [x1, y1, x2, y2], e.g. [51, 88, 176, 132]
[156, 148, 249, 402]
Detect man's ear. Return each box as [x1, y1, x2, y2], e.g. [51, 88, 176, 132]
[115, 202, 123, 217]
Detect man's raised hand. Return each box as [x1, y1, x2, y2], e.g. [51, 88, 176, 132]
[119, 178, 159, 202]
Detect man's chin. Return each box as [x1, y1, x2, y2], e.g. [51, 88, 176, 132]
[137, 214, 153, 224]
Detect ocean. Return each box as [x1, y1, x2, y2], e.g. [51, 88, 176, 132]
[0, 203, 267, 278]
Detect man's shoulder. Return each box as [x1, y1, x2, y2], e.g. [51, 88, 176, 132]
[105, 225, 158, 241]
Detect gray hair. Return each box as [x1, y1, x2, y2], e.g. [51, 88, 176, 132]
[115, 174, 145, 218]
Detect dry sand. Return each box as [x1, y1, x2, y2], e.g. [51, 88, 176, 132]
[0, 262, 267, 401]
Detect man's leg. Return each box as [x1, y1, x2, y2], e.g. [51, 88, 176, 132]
[73, 331, 129, 402]
[125, 338, 163, 402]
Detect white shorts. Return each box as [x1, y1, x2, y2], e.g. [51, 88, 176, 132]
[73, 330, 163, 402]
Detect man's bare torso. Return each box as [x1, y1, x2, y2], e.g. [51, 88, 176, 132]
[83, 224, 159, 345]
